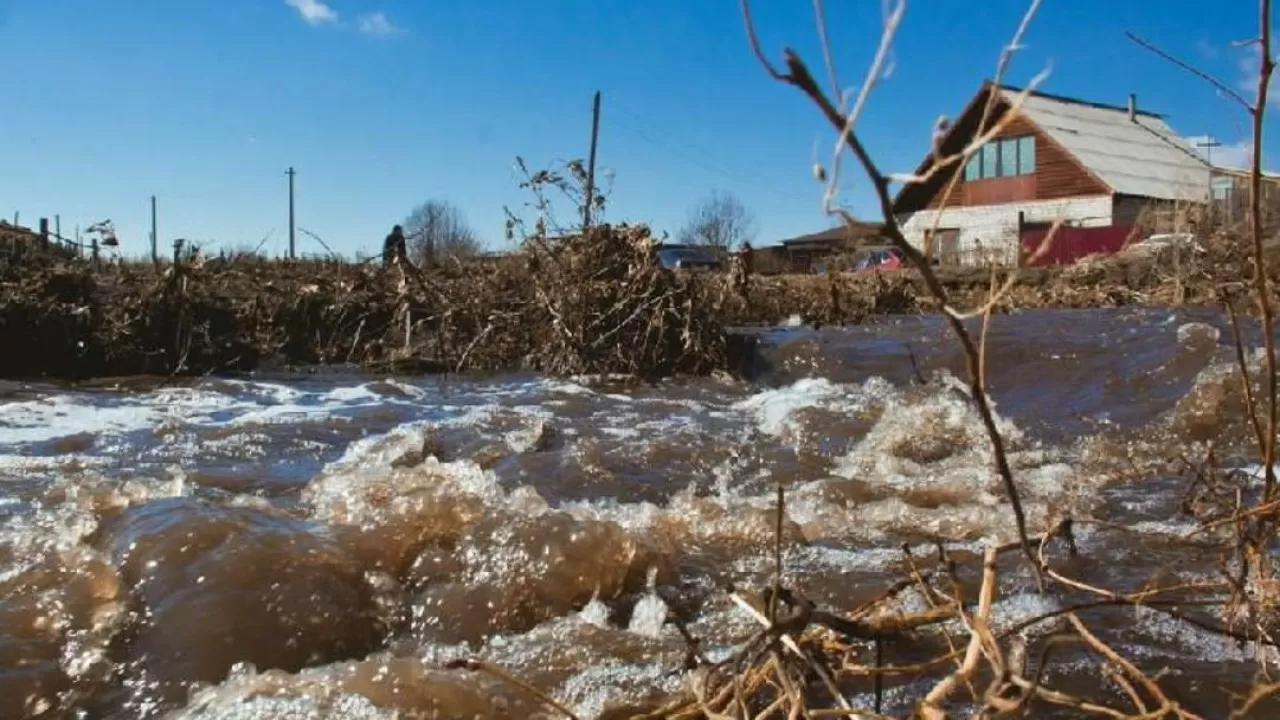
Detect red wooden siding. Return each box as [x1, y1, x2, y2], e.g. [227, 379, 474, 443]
[1019, 225, 1138, 266]
[961, 174, 1037, 205]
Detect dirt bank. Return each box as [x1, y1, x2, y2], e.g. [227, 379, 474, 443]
[0, 228, 1266, 380]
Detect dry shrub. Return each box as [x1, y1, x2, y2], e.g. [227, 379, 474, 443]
[520, 224, 729, 378]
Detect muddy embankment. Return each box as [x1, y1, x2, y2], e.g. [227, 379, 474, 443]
[0, 226, 1267, 381]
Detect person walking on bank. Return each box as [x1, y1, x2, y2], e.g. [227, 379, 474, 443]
[736, 241, 754, 298]
[382, 224, 408, 268]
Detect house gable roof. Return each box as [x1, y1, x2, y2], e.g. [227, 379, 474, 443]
[891, 81, 1211, 213]
[999, 85, 1210, 202]
[777, 222, 883, 248]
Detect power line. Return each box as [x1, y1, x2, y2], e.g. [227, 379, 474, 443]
[605, 100, 819, 205]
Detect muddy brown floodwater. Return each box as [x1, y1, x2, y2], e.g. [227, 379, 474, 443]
[0, 307, 1276, 718]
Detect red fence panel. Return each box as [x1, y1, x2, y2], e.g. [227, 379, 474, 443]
[1019, 225, 1137, 267]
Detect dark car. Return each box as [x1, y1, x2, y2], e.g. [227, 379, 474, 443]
[654, 244, 722, 271]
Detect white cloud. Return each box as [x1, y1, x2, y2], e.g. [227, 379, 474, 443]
[1234, 41, 1280, 107]
[285, 0, 338, 26]
[1185, 134, 1254, 170]
[358, 12, 405, 37]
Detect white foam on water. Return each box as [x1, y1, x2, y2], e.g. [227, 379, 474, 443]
[1129, 603, 1252, 665]
[0, 377, 558, 467]
[558, 661, 681, 720]
[733, 376, 881, 439]
[0, 388, 243, 445]
[626, 571, 668, 639]
[1176, 321, 1221, 347]
[577, 596, 613, 629]
[0, 453, 113, 474]
[173, 665, 400, 720]
[174, 693, 398, 720]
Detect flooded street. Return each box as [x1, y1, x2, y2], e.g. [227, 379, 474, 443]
[0, 307, 1274, 719]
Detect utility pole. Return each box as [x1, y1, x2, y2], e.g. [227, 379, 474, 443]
[286, 167, 297, 260]
[1196, 137, 1222, 167]
[150, 195, 159, 267]
[1196, 137, 1226, 218]
[582, 91, 601, 232]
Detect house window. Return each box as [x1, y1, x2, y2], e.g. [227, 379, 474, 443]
[1017, 136, 1035, 175]
[965, 135, 1036, 180]
[981, 143, 999, 178]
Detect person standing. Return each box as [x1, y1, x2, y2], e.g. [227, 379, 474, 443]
[382, 225, 407, 267]
[736, 241, 754, 297]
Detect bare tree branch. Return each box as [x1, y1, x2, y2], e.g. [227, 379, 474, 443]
[677, 190, 757, 250]
[1125, 31, 1255, 112]
[403, 199, 481, 266]
[1249, 0, 1276, 499]
[738, 0, 1044, 583]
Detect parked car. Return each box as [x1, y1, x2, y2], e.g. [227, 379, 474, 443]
[1120, 232, 1204, 258]
[853, 246, 905, 273]
[654, 244, 722, 271]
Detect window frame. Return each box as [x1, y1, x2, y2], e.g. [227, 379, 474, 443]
[964, 134, 1036, 181]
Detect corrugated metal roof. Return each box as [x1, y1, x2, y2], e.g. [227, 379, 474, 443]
[998, 87, 1212, 202]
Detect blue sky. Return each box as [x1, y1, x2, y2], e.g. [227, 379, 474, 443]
[0, 0, 1273, 259]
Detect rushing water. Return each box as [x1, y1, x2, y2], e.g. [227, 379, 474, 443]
[0, 307, 1275, 719]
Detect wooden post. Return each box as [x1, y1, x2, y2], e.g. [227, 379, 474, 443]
[1016, 211, 1026, 267]
[582, 91, 601, 232]
[286, 167, 296, 260]
[39, 218, 49, 247]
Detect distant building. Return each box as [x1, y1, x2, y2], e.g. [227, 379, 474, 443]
[891, 81, 1214, 266]
[775, 221, 885, 273]
[1205, 165, 1280, 227]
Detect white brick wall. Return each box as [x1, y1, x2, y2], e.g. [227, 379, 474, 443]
[895, 195, 1113, 265]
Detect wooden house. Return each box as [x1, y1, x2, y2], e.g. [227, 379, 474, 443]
[891, 82, 1213, 266]
[775, 221, 885, 273]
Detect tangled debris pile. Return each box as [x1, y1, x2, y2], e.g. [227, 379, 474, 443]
[522, 224, 729, 377]
[1, 225, 1274, 381]
[0, 225, 732, 380]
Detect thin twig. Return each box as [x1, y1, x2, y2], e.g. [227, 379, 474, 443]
[738, 0, 1043, 585]
[1124, 31, 1254, 111]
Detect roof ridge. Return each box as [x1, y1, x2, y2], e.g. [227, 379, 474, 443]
[991, 81, 1166, 119]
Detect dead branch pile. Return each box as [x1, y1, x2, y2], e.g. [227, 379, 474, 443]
[521, 223, 729, 378]
[0, 225, 731, 380]
[737, 231, 1280, 321]
[447, 483, 1280, 719]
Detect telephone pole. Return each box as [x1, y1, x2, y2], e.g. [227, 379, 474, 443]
[583, 91, 601, 231]
[150, 195, 159, 267]
[286, 166, 297, 260]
